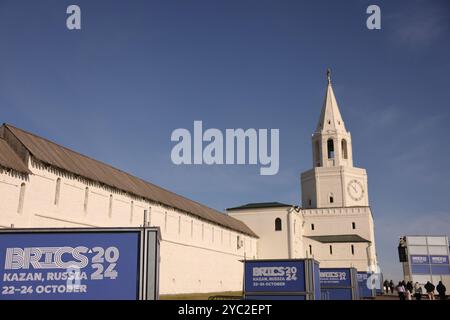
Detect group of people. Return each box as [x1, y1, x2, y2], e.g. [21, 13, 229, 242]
[384, 279, 447, 300]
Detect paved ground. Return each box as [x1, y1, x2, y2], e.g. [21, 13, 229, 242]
[160, 292, 444, 300]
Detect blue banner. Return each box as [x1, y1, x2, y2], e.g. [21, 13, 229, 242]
[313, 262, 321, 300]
[244, 260, 306, 293]
[430, 266, 450, 275]
[0, 231, 141, 300]
[357, 272, 375, 298]
[410, 255, 429, 264]
[430, 255, 449, 265]
[320, 268, 351, 287]
[411, 265, 430, 275]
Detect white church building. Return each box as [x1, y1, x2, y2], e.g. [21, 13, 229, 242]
[228, 70, 378, 272]
[0, 71, 378, 295]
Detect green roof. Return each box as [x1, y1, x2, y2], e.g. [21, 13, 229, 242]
[305, 234, 370, 243]
[227, 202, 293, 211]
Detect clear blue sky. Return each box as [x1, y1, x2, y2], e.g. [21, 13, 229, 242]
[1, 0, 449, 281]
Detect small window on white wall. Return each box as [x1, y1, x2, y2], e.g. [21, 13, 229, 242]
[311, 223, 315, 231]
[275, 218, 282, 231]
[84, 187, 89, 212]
[130, 201, 134, 223]
[108, 194, 113, 217]
[54, 178, 61, 205]
[309, 245, 313, 255]
[164, 212, 168, 231]
[351, 244, 355, 255]
[352, 222, 356, 229]
[329, 245, 333, 255]
[17, 183, 26, 214]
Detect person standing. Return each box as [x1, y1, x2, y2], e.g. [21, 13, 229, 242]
[406, 281, 413, 300]
[413, 282, 423, 300]
[396, 281, 406, 300]
[424, 281, 435, 300]
[384, 280, 390, 294]
[389, 280, 395, 294]
[436, 281, 446, 300]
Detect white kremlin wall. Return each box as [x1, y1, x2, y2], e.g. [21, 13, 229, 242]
[0, 158, 258, 295]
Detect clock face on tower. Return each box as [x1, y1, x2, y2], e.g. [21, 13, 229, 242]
[347, 179, 365, 201]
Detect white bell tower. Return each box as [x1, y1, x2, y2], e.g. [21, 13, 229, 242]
[301, 69, 369, 208]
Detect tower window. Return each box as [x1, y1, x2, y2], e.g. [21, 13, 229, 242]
[329, 196, 334, 203]
[351, 244, 355, 255]
[329, 245, 333, 255]
[341, 139, 348, 159]
[314, 140, 321, 167]
[275, 218, 282, 231]
[352, 222, 356, 229]
[308, 199, 312, 206]
[327, 139, 334, 159]
[311, 223, 315, 231]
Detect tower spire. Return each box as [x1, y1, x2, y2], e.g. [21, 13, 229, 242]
[315, 68, 346, 133]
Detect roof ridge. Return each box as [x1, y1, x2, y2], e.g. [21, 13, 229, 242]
[5, 123, 216, 210]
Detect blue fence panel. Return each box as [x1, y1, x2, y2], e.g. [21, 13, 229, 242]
[321, 288, 353, 300]
[320, 268, 358, 300]
[245, 260, 306, 293]
[0, 231, 141, 300]
[320, 268, 351, 287]
[357, 272, 375, 298]
[313, 262, 321, 300]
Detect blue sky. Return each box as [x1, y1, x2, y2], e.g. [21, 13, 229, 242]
[1, 0, 449, 281]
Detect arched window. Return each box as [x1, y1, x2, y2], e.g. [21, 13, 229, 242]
[314, 140, 321, 167]
[275, 218, 282, 231]
[327, 139, 334, 159]
[17, 183, 26, 214]
[341, 139, 348, 159]
[54, 178, 61, 205]
[83, 187, 89, 212]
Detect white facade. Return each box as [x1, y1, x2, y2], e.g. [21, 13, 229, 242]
[229, 70, 378, 272]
